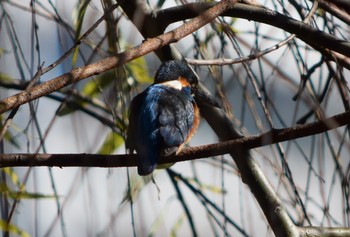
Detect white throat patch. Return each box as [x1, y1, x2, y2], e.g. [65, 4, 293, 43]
[160, 80, 183, 90]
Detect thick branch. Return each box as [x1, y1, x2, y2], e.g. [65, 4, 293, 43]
[1, 108, 349, 167]
[156, 3, 350, 67]
[324, 0, 350, 13]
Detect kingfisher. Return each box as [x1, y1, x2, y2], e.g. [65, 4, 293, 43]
[126, 60, 218, 176]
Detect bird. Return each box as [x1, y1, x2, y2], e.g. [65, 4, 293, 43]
[126, 60, 217, 176]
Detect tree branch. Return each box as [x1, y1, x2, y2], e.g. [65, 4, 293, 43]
[299, 226, 350, 237]
[1, 107, 349, 167]
[0, 0, 237, 115]
[311, 0, 350, 25]
[155, 3, 350, 68]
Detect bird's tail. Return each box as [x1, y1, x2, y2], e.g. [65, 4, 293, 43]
[137, 146, 158, 176]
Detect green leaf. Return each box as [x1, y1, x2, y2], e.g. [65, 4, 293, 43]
[0, 219, 30, 237]
[148, 196, 173, 237]
[71, 0, 90, 66]
[126, 57, 153, 84]
[0, 116, 20, 148]
[156, 162, 174, 170]
[188, 177, 225, 194]
[57, 71, 115, 116]
[121, 174, 153, 204]
[0, 72, 15, 84]
[56, 103, 79, 116]
[2, 168, 21, 188]
[170, 213, 185, 237]
[0, 183, 57, 199]
[97, 131, 123, 154]
[8, 191, 57, 199]
[3, 130, 20, 148]
[56, 96, 87, 116]
[0, 48, 10, 57]
[217, 19, 238, 34]
[82, 71, 115, 97]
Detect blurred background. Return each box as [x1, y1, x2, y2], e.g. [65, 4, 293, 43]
[0, 0, 349, 236]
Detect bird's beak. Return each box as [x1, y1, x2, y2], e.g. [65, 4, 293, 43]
[193, 83, 221, 108]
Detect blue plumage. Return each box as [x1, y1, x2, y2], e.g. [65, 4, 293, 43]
[126, 60, 200, 176]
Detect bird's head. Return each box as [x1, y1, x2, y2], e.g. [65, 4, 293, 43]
[154, 60, 199, 89]
[155, 60, 220, 107]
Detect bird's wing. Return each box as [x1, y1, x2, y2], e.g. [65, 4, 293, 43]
[157, 86, 195, 155]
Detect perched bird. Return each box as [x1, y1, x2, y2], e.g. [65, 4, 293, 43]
[126, 60, 217, 176]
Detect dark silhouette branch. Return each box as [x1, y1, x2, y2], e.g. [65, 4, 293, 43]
[312, 0, 350, 25]
[155, 3, 350, 69]
[324, 0, 350, 13]
[1, 108, 349, 167]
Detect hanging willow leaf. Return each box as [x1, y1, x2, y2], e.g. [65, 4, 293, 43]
[97, 131, 124, 154]
[126, 57, 153, 84]
[0, 220, 30, 237]
[2, 168, 21, 188]
[71, 0, 90, 66]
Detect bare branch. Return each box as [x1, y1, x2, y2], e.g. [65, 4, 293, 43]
[1, 107, 349, 167]
[299, 226, 350, 237]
